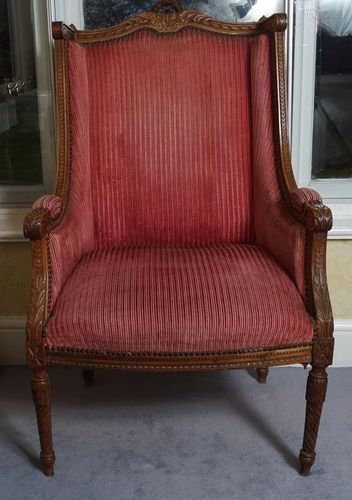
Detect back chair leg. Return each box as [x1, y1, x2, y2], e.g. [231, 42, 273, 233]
[256, 367, 269, 384]
[31, 370, 55, 476]
[82, 369, 95, 387]
[299, 367, 328, 476]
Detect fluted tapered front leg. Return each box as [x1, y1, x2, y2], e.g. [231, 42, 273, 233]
[299, 367, 328, 476]
[31, 370, 55, 476]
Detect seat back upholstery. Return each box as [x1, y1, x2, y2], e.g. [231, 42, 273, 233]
[68, 30, 254, 247]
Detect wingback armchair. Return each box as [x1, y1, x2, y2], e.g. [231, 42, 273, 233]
[23, 0, 334, 477]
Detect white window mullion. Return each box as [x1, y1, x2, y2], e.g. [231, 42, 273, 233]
[32, 0, 56, 195]
[52, 0, 84, 29]
[291, 0, 318, 185]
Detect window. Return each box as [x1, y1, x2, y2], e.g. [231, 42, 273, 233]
[2, 0, 350, 239]
[312, 4, 352, 180]
[0, 0, 55, 206]
[82, 0, 285, 28]
[291, 0, 352, 203]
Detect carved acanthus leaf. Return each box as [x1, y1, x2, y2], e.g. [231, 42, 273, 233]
[31, 374, 51, 406]
[76, 9, 285, 43]
[306, 371, 328, 404]
[23, 210, 52, 240]
[26, 239, 49, 345]
[303, 202, 333, 233]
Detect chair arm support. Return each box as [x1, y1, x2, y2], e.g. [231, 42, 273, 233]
[289, 188, 333, 233]
[23, 195, 63, 240]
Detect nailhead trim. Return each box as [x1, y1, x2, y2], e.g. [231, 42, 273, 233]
[46, 342, 312, 357]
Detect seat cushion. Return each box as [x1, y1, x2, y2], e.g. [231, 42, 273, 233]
[45, 244, 314, 354]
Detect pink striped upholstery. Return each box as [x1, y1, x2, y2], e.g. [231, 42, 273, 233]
[45, 244, 314, 353]
[70, 31, 254, 247]
[33, 195, 62, 219]
[40, 31, 315, 349]
[289, 188, 322, 214]
[250, 35, 307, 300]
[49, 43, 95, 309]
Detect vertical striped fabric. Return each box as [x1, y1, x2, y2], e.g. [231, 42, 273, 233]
[69, 31, 253, 247]
[42, 30, 313, 349]
[45, 244, 314, 353]
[49, 43, 95, 308]
[250, 35, 307, 300]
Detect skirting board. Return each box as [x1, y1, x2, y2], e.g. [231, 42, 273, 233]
[1, 317, 352, 367]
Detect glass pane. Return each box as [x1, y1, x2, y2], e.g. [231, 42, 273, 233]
[0, 0, 43, 186]
[84, 0, 285, 29]
[312, 1, 352, 179]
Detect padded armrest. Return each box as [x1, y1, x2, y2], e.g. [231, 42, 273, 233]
[289, 188, 322, 214]
[32, 195, 63, 220]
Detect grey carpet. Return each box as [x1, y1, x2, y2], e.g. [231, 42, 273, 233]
[0, 366, 351, 500]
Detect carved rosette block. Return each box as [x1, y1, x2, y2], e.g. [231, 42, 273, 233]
[26, 342, 46, 370]
[31, 372, 55, 476]
[299, 368, 328, 476]
[312, 338, 334, 368]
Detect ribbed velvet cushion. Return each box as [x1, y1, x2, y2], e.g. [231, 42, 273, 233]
[45, 244, 314, 353]
[69, 31, 253, 247]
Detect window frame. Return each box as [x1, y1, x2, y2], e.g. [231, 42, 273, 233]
[290, 0, 352, 237]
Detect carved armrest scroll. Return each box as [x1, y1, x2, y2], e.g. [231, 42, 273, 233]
[289, 189, 332, 233]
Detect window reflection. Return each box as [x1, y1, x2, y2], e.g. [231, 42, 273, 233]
[84, 0, 285, 29]
[0, 0, 42, 186]
[312, 0, 352, 179]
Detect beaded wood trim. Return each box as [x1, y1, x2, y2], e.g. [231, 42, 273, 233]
[47, 345, 312, 372]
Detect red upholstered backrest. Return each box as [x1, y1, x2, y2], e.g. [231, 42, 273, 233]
[69, 31, 255, 247]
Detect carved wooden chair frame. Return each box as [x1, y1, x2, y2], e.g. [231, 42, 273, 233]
[23, 0, 334, 477]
